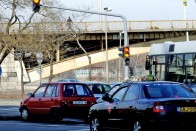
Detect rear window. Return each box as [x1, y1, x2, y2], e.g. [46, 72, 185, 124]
[143, 83, 196, 98]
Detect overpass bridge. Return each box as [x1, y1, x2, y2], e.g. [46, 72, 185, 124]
[7, 20, 196, 42]
[2, 20, 196, 85]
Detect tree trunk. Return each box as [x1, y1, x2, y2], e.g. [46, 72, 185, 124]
[76, 39, 92, 81]
[49, 55, 54, 82]
[19, 59, 24, 97]
[88, 56, 92, 81]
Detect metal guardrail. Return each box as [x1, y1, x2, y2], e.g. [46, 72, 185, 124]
[1, 20, 196, 33]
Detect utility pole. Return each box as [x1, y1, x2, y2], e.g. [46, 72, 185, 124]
[183, 0, 189, 41]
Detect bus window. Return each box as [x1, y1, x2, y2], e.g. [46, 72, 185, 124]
[176, 54, 183, 66]
[185, 54, 193, 66]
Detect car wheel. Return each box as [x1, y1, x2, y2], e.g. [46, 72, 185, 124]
[50, 109, 63, 122]
[133, 121, 142, 131]
[90, 118, 104, 131]
[21, 108, 30, 121]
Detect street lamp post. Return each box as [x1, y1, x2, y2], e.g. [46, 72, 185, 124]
[104, 7, 112, 83]
[99, 0, 102, 30]
[118, 31, 124, 82]
[40, 4, 130, 80]
[36, 52, 43, 85]
[183, 0, 189, 41]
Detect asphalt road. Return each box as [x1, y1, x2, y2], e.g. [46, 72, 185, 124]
[0, 105, 90, 131]
[0, 120, 90, 131]
[0, 106, 20, 120]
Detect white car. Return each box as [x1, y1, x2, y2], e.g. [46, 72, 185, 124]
[85, 82, 111, 100]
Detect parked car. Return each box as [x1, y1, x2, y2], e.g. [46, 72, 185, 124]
[96, 82, 122, 103]
[19, 82, 96, 123]
[88, 81, 196, 131]
[85, 82, 111, 100]
[57, 78, 80, 82]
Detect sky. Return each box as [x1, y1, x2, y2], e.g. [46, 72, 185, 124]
[60, 0, 196, 21]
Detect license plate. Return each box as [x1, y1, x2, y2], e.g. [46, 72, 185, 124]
[177, 107, 196, 112]
[73, 101, 87, 104]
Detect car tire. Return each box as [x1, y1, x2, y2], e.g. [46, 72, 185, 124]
[50, 109, 63, 122]
[21, 108, 30, 121]
[132, 120, 142, 131]
[90, 117, 105, 131]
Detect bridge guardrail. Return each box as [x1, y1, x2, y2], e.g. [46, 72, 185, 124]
[1, 20, 196, 33]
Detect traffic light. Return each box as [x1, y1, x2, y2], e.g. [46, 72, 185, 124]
[118, 47, 124, 58]
[33, 0, 41, 12]
[183, 0, 187, 6]
[124, 46, 130, 66]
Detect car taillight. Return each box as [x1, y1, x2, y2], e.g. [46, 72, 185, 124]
[153, 102, 165, 113]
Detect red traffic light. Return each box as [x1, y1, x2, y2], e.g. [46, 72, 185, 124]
[33, 0, 41, 12]
[124, 47, 130, 58]
[33, 0, 40, 4]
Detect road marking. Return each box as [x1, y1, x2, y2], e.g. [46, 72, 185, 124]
[0, 108, 18, 111]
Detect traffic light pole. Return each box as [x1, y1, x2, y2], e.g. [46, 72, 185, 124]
[40, 4, 130, 80]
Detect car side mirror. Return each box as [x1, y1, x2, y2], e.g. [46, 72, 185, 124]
[27, 93, 34, 97]
[102, 93, 112, 102]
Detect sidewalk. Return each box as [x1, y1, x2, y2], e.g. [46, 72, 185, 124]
[0, 99, 21, 120]
[0, 99, 22, 106]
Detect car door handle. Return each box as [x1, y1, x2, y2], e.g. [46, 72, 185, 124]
[51, 98, 53, 101]
[39, 98, 41, 101]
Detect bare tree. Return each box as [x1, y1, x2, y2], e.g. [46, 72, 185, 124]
[0, 32, 35, 96]
[65, 12, 92, 81]
[0, 0, 64, 96]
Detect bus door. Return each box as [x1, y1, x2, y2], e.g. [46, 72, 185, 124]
[152, 56, 165, 81]
[154, 64, 165, 81]
[145, 55, 165, 81]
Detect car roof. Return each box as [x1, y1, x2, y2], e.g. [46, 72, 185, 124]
[41, 82, 86, 85]
[120, 80, 182, 86]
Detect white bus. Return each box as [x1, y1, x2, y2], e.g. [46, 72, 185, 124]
[145, 40, 196, 85]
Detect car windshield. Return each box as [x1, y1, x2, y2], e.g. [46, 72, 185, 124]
[108, 84, 121, 95]
[191, 86, 196, 92]
[143, 83, 196, 98]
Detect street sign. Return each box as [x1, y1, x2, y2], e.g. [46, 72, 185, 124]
[36, 52, 43, 64]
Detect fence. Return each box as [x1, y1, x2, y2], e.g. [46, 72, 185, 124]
[1, 20, 195, 33]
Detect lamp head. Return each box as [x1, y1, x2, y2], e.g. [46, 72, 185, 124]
[104, 7, 112, 12]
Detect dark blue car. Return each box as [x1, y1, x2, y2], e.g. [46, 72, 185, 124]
[89, 81, 196, 131]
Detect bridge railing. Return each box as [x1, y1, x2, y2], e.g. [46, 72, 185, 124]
[1, 20, 196, 33]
